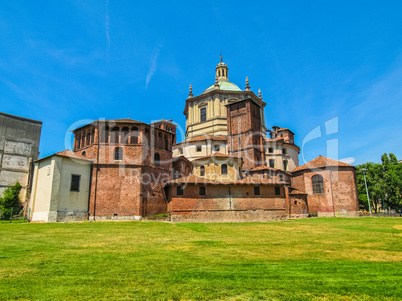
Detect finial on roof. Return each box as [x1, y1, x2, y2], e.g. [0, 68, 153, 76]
[245, 76, 250, 91]
[188, 84, 193, 98]
[220, 52, 223, 62]
[258, 89, 262, 99]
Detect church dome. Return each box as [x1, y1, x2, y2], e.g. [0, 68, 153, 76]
[202, 81, 242, 94]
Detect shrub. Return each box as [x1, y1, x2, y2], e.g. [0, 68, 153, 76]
[0, 182, 22, 219]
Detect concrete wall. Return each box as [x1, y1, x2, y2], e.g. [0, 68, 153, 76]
[29, 156, 91, 222]
[0, 112, 42, 203]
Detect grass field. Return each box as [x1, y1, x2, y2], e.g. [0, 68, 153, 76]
[0, 218, 401, 300]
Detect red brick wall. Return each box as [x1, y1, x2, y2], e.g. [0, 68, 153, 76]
[227, 99, 265, 170]
[291, 167, 359, 216]
[169, 184, 287, 213]
[76, 121, 175, 220]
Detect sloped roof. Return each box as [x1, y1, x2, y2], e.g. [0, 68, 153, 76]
[168, 175, 226, 185]
[289, 188, 307, 195]
[249, 165, 292, 175]
[55, 150, 92, 161]
[35, 150, 93, 163]
[233, 176, 287, 185]
[168, 175, 286, 186]
[292, 155, 354, 173]
[193, 153, 242, 161]
[178, 135, 227, 144]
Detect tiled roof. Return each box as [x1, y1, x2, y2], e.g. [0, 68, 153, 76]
[249, 165, 279, 172]
[55, 150, 92, 161]
[182, 135, 227, 143]
[168, 175, 287, 186]
[249, 165, 291, 175]
[289, 188, 307, 195]
[193, 153, 242, 161]
[234, 176, 287, 185]
[292, 155, 354, 173]
[168, 175, 226, 185]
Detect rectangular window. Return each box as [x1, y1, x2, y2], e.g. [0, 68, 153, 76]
[268, 147, 274, 153]
[254, 187, 260, 195]
[214, 145, 220, 151]
[179, 148, 183, 154]
[269, 159, 275, 168]
[282, 148, 287, 154]
[275, 187, 281, 195]
[70, 175, 81, 192]
[177, 186, 184, 196]
[283, 160, 288, 171]
[279, 174, 284, 181]
[199, 186, 206, 195]
[196, 145, 202, 152]
[200, 107, 207, 122]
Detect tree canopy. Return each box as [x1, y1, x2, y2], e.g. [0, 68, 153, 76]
[356, 153, 402, 212]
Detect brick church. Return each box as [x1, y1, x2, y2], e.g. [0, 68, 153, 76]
[28, 58, 359, 222]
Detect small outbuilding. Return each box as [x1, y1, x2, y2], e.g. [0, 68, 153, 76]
[28, 150, 92, 222]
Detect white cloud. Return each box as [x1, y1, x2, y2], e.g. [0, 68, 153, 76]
[145, 42, 163, 89]
[339, 157, 356, 165]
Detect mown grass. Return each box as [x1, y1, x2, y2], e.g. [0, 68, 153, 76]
[0, 218, 401, 300]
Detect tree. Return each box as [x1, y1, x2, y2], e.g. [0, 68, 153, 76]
[0, 182, 22, 219]
[356, 162, 384, 212]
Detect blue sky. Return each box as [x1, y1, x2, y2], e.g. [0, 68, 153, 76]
[1, 0, 401, 165]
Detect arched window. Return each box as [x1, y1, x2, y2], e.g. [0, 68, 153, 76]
[111, 127, 119, 143]
[82, 151, 86, 157]
[154, 153, 160, 165]
[130, 127, 138, 144]
[101, 126, 109, 143]
[114, 147, 123, 161]
[200, 166, 205, 176]
[221, 164, 228, 175]
[312, 175, 324, 194]
[121, 127, 129, 144]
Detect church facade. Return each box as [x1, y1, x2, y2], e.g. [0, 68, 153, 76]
[28, 58, 359, 222]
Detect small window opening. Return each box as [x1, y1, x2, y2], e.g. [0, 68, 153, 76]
[177, 186, 184, 196]
[221, 164, 228, 175]
[70, 175, 81, 192]
[199, 186, 206, 195]
[254, 187, 260, 195]
[275, 187, 281, 195]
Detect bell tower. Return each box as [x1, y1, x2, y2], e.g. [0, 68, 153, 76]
[215, 54, 229, 82]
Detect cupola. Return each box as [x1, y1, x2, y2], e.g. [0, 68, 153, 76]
[215, 54, 229, 82]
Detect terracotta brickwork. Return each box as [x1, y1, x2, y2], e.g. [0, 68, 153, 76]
[227, 99, 265, 170]
[292, 159, 359, 217]
[72, 119, 175, 220]
[168, 183, 287, 222]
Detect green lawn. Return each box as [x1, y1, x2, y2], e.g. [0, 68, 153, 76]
[0, 218, 401, 300]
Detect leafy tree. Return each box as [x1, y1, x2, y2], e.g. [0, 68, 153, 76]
[357, 153, 402, 212]
[0, 182, 22, 219]
[356, 162, 384, 212]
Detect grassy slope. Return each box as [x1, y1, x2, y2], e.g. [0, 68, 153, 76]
[0, 218, 401, 300]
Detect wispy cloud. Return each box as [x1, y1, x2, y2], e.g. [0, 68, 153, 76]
[145, 42, 163, 89]
[105, 0, 110, 57]
[339, 157, 356, 165]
